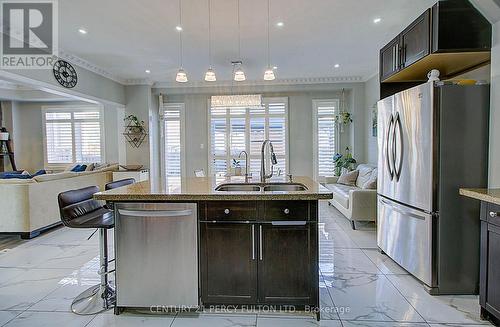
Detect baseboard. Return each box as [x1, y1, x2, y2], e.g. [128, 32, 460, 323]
[0, 221, 62, 239]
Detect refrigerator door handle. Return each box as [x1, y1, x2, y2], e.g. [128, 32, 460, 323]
[386, 114, 395, 180]
[394, 112, 404, 181]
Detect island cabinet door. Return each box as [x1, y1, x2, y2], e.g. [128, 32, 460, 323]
[200, 222, 257, 304]
[257, 222, 318, 305]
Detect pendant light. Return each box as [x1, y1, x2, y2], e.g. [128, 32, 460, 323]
[263, 0, 275, 81]
[175, 0, 188, 82]
[234, 0, 246, 81]
[204, 0, 216, 81]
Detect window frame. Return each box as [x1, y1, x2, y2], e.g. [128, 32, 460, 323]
[42, 104, 105, 171]
[207, 97, 289, 177]
[312, 99, 340, 181]
[160, 102, 186, 188]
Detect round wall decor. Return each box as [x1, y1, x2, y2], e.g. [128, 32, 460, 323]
[53, 60, 78, 88]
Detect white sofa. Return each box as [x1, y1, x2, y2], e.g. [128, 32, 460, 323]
[0, 165, 117, 239]
[324, 164, 377, 229]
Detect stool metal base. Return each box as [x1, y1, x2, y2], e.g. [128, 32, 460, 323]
[71, 283, 115, 315]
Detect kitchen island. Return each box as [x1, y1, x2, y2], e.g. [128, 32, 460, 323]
[94, 176, 332, 319]
[460, 188, 500, 325]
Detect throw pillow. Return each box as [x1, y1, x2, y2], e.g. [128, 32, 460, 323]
[71, 165, 82, 172]
[71, 165, 87, 172]
[363, 179, 377, 189]
[337, 170, 359, 186]
[85, 163, 95, 171]
[33, 169, 47, 177]
[2, 173, 32, 179]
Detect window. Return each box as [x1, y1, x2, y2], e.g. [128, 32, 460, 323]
[313, 99, 339, 180]
[160, 103, 185, 188]
[209, 97, 288, 177]
[42, 106, 103, 169]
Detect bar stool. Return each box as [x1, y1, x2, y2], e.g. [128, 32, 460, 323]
[105, 178, 135, 190]
[58, 186, 115, 315]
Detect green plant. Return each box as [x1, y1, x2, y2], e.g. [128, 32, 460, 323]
[232, 159, 241, 168]
[124, 115, 145, 133]
[335, 112, 353, 125]
[333, 147, 357, 176]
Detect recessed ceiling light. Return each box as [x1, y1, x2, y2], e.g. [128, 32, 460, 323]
[373, 18, 382, 24]
[276, 22, 284, 27]
[273, 66, 278, 70]
[78, 28, 87, 34]
[175, 25, 183, 31]
[334, 64, 340, 68]
[145, 70, 151, 74]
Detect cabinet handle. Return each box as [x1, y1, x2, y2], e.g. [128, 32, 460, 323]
[224, 208, 230, 215]
[490, 212, 499, 218]
[251, 225, 255, 260]
[259, 225, 263, 261]
[395, 45, 399, 70]
[283, 208, 290, 214]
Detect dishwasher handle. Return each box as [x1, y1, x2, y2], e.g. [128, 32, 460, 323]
[118, 209, 193, 217]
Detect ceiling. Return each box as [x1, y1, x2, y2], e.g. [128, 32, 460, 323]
[59, 0, 436, 84]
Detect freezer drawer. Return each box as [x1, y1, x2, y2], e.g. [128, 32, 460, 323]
[377, 196, 434, 287]
[114, 202, 198, 308]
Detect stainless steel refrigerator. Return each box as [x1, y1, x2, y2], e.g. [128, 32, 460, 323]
[377, 81, 489, 294]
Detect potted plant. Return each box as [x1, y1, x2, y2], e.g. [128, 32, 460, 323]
[232, 159, 242, 176]
[0, 127, 9, 141]
[333, 147, 357, 176]
[335, 112, 353, 132]
[124, 115, 146, 134]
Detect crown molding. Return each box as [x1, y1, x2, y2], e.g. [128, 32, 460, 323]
[58, 50, 127, 84]
[362, 72, 379, 82]
[123, 78, 154, 86]
[152, 75, 364, 89]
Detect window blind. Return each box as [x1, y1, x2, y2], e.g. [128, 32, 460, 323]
[161, 103, 184, 186]
[43, 107, 103, 168]
[314, 100, 339, 178]
[209, 98, 288, 177]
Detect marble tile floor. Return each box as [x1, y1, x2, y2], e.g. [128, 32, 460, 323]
[0, 201, 492, 326]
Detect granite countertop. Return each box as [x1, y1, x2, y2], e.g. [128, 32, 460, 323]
[459, 188, 500, 206]
[94, 176, 333, 201]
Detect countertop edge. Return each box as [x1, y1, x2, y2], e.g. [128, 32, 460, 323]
[94, 193, 333, 201]
[459, 188, 500, 206]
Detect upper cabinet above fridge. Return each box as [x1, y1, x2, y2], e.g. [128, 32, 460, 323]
[380, 0, 492, 99]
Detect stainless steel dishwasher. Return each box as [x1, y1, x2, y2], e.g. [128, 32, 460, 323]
[114, 202, 198, 309]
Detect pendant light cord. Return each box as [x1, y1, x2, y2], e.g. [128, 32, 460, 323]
[267, 0, 270, 67]
[237, 0, 241, 60]
[179, 0, 183, 68]
[208, 0, 212, 68]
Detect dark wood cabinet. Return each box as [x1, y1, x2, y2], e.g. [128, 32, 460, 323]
[200, 222, 257, 304]
[480, 202, 500, 324]
[199, 201, 318, 311]
[379, 0, 491, 99]
[400, 10, 430, 69]
[258, 223, 317, 304]
[380, 36, 401, 82]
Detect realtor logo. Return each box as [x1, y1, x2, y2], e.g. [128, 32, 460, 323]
[0, 0, 58, 69]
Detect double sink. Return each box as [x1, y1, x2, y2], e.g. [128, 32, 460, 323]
[215, 182, 308, 192]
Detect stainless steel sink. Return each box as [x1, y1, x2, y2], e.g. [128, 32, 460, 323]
[262, 183, 308, 192]
[215, 182, 308, 192]
[215, 183, 261, 192]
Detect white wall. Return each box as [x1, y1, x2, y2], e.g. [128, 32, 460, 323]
[489, 21, 500, 187]
[363, 75, 380, 165]
[3, 101, 124, 172]
[124, 85, 152, 169]
[155, 82, 366, 179]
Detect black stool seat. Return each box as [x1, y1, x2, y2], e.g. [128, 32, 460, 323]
[105, 178, 135, 190]
[58, 185, 114, 229]
[64, 207, 114, 229]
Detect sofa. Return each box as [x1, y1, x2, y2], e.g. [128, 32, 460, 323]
[0, 164, 117, 239]
[324, 164, 377, 229]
